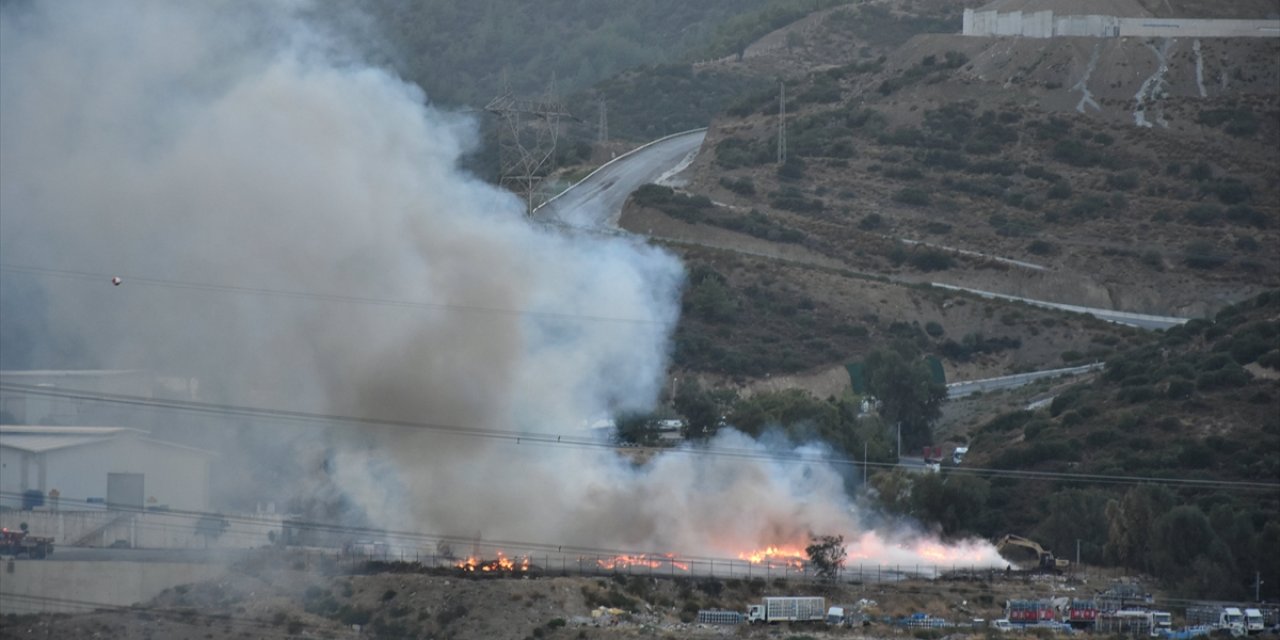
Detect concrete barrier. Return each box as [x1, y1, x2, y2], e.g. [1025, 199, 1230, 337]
[0, 509, 283, 550]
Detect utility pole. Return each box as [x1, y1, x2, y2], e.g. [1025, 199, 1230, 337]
[1257, 571, 1263, 602]
[776, 81, 787, 165]
[1076, 539, 1081, 576]
[597, 98, 608, 144]
[896, 422, 901, 461]
[863, 442, 868, 485]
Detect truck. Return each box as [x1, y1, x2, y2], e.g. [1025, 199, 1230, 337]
[746, 597, 825, 624]
[1243, 609, 1264, 635]
[1221, 608, 1246, 636]
[0, 526, 55, 559]
[1006, 599, 1055, 624]
[1065, 598, 1100, 628]
[1151, 611, 1173, 636]
[826, 606, 846, 625]
[1191, 607, 1247, 637]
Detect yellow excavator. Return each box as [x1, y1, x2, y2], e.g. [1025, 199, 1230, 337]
[996, 534, 1070, 573]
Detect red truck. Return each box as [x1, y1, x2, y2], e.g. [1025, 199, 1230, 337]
[0, 525, 55, 559]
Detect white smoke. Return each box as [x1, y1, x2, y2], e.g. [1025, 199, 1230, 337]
[0, 1, 1001, 567]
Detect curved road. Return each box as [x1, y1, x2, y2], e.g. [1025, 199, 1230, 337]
[946, 362, 1104, 399]
[527, 128, 1189, 333]
[930, 283, 1189, 330]
[534, 129, 707, 228]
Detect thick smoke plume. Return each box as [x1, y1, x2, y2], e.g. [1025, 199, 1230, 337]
[0, 1, 1000, 565]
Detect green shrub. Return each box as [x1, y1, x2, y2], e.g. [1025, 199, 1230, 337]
[1195, 367, 1252, 391]
[908, 249, 954, 271]
[1183, 241, 1227, 269]
[858, 213, 883, 230]
[925, 321, 945, 337]
[894, 187, 931, 206]
[1106, 171, 1139, 191]
[718, 176, 756, 196]
[1142, 250, 1164, 270]
[1028, 239, 1055, 255]
[1183, 204, 1221, 226]
[777, 156, 807, 181]
[1052, 139, 1101, 167]
[1167, 379, 1194, 399]
[1258, 349, 1280, 370]
[1225, 205, 1267, 228]
[982, 410, 1033, 433]
[1211, 179, 1252, 205]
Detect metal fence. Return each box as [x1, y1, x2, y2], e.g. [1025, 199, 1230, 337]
[262, 547, 1126, 586]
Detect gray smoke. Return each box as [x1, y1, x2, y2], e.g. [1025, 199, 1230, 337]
[0, 1, 1001, 564]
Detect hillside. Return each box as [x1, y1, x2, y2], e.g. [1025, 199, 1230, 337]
[597, 1, 1280, 599]
[599, 0, 1278, 389]
[681, 25, 1279, 317]
[945, 291, 1280, 598]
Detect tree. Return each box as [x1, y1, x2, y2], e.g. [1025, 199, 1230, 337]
[195, 514, 230, 549]
[674, 378, 721, 439]
[863, 346, 946, 452]
[911, 473, 990, 536]
[687, 275, 738, 323]
[615, 411, 659, 446]
[1034, 489, 1109, 564]
[1104, 484, 1174, 572]
[806, 534, 846, 581]
[1151, 506, 1239, 598]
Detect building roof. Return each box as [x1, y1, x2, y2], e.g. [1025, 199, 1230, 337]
[0, 426, 145, 453]
[0, 425, 213, 457]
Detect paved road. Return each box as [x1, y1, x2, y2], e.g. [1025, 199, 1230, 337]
[947, 363, 1104, 399]
[930, 283, 1190, 330]
[534, 129, 707, 228]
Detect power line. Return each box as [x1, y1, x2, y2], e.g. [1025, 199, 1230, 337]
[0, 263, 663, 326]
[3, 382, 1277, 492]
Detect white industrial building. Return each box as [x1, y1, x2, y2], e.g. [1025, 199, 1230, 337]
[0, 425, 213, 512]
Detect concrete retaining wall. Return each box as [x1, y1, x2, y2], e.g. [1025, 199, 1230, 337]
[0, 509, 283, 550]
[0, 559, 226, 613]
[963, 9, 1280, 38]
[1119, 18, 1280, 38]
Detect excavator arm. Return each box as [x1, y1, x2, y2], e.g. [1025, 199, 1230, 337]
[996, 535, 1068, 572]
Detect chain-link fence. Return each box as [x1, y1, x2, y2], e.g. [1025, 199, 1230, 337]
[263, 546, 1123, 586]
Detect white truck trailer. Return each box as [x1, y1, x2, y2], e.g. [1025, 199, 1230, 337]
[747, 597, 826, 624]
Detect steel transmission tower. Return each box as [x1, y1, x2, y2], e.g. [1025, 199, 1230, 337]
[485, 77, 573, 214]
[776, 81, 787, 165]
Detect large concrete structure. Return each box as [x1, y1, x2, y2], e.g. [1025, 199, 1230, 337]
[0, 425, 213, 512]
[963, 9, 1280, 38]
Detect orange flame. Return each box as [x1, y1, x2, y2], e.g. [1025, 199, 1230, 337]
[595, 553, 689, 572]
[738, 545, 807, 569]
[455, 551, 530, 573]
